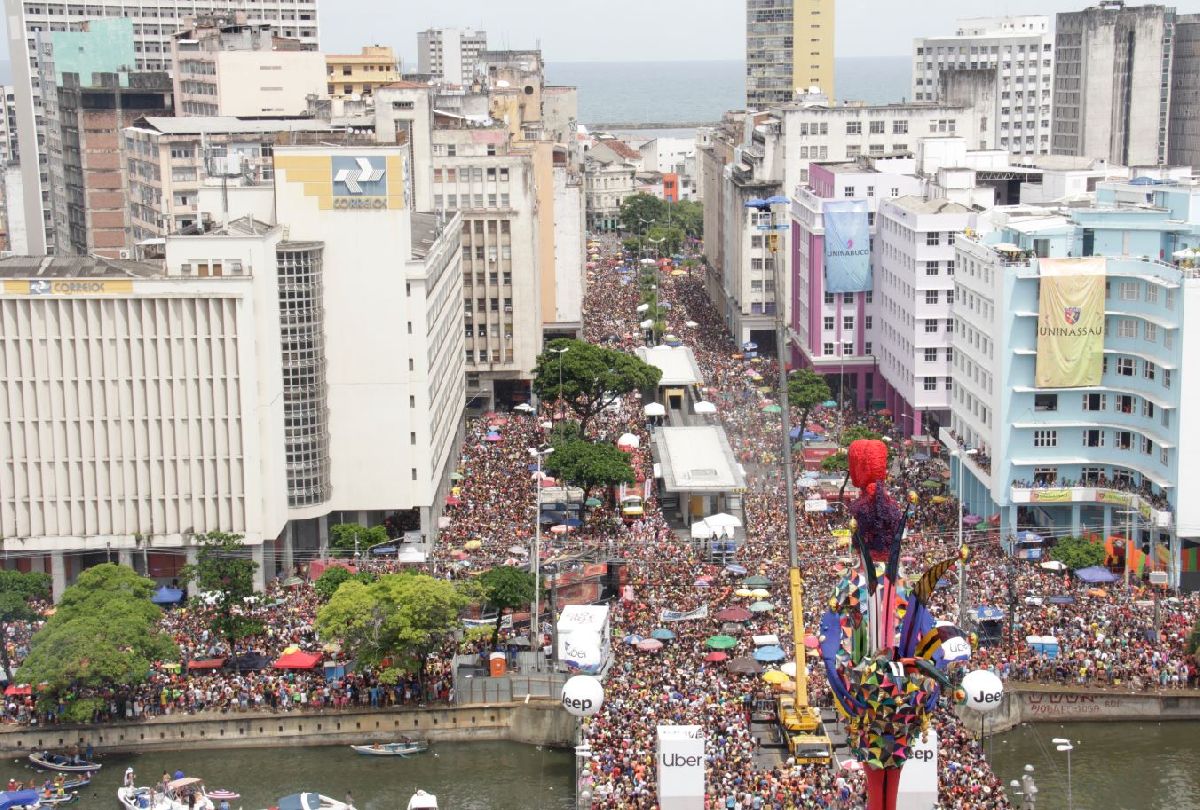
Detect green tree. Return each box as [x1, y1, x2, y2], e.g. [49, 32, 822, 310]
[787, 369, 832, 453]
[821, 451, 849, 473]
[619, 193, 666, 234]
[1050, 535, 1108, 571]
[645, 225, 685, 255]
[0, 570, 51, 682]
[545, 438, 636, 495]
[316, 573, 468, 690]
[329, 523, 389, 554]
[671, 199, 704, 239]
[839, 425, 883, 446]
[531, 339, 662, 434]
[314, 566, 376, 601]
[18, 564, 176, 722]
[181, 532, 263, 649]
[477, 566, 538, 646]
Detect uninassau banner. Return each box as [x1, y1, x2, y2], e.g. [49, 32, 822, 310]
[1035, 257, 1106, 388]
[823, 199, 872, 293]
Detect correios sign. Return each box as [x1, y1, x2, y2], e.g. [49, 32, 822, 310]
[657, 725, 704, 809]
[331, 156, 388, 210]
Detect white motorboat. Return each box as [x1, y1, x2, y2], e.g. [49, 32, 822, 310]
[118, 778, 215, 810]
[275, 794, 351, 810]
[406, 791, 437, 810]
[349, 739, 429, 757]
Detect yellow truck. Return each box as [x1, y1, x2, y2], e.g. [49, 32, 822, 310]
[777, 695, 820, 734]
[788, 733, 833, 764]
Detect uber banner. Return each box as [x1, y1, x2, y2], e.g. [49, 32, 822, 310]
[657, 725, 705, 809]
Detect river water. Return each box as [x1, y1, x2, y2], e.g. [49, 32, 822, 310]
[1, 742, 574, 810]
[989, 721, 1200, 809]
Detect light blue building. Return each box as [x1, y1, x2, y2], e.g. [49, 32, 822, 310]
[946, 178, 1200, 590]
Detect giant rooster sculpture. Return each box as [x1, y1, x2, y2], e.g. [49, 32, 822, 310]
[818, 439, 970, 810]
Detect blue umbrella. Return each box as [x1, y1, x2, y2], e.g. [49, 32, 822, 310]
[822, 400, 837, 408]
[803, 431, 822, 440]
[650, 628, 676, 641]
[753, 645, 787, 662]
[724, 564, 748, 575]
[624, 634, 644, 645]
[151, 586, 184, 605]
[789, 427, 803, 439]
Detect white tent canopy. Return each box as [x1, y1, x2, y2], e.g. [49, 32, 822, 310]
[617, 432, 641, 448]
[703, 512, 742, 529]
[694, 401, 717, 414]
[643, 402, 667, 417]
[690, 522, 714, 540]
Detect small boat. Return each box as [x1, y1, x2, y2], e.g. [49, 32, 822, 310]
[0, 789, 42, 810]
[349, 739, 429, 757]
[35, 795, 76, 807]
[276, 794, 350, 810]
[406, 791, 437, 810]
[118, 778, 215, 810]
[27, 753, 101, 773]
[58, 779, 89, 792]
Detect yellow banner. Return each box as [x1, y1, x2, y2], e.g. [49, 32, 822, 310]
[1030, 489, 1072, 503]
[3, 279, 133, 295]
[1096, 490, 1131, 506]
[831, 529, 851, 538]
[1035, 258, 1106, 388]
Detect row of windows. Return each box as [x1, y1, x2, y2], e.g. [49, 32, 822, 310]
[1035, 428, 1163, 456]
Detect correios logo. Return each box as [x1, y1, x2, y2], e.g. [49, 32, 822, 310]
[333, 157, 385, 195]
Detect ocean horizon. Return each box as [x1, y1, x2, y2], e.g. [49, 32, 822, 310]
[546, 56, 912, 128]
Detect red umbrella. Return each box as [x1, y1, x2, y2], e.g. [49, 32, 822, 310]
[803, 634, 820, 649]
[703, 651, 728, 662]
[4, 683, 31, 696]
[716, 607, 753, 622]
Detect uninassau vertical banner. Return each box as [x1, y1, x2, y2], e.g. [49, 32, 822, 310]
[1035, 257, 1106, 388]
[823, 199, 872, 293]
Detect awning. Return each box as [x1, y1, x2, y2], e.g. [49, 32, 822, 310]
[1074, 565, 1118, 584]
[187, 658, 227, 670]
[973, 605, 1005, 621]
[273, 651, 322, 670]
[151, 586, 184, 604]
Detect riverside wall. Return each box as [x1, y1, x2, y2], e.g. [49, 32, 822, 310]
[957, 685, 1200, 735]
[0, 700, 577, 757]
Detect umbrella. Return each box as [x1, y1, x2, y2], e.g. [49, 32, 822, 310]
[637, 638, 663, 652]
[151, 586, 184, 605]
[780, 661, 798, 678]
[650, 628, 676, 641]
[643, 402, 666, 417]
[617, 432, 641, 449]
[840, 759, 863, 772]
[585, 497, 603, 507]
[703, 651, 728, 662]
[1039, 560, 1067, 571]
[716, 606, 753, 622]
[485, 433, 503, 442]
[920, 479, 941, 489]
[749, 588, 771, 599]
[1075, 565, 1118, 584]
[706, 513, 743, 528]
[750, 600, 774, 613]
[724, 564, 748, 575]
[803, 634, 820, 649]
[726, 656, 763, 675]
[694, 578, 711, 587]
[624, 633, 644, 645]
[671, 269, 687, 276]
[550, 525, 569, 535]
[508, 545, 529, 556]
[685, 320, 699, 328]
[754, 645, 787, 662]
[513, 402, 534, 412]
[706, 635, 738, 650]
[762, 669, 791, 685]
[464, 539, 482, 550]
[963, 514, 983, 525]
[694, 401, 717, 414]
[763, 404, 782, 414]
[734, 588, 754, 598]
[742, 575, 771, 588]
[449, 472, 465, 481]
[822, 400, 837, 407]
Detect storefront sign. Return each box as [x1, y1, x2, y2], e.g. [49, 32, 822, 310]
[4, 279, 133, 295]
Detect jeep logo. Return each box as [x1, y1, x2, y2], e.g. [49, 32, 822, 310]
[911, 749, 934, 763]
[562, 695, 593, 713]
[973, 690, 1003, 705]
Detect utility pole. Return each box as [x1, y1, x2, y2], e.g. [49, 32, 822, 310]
[956, 447, 977, 628]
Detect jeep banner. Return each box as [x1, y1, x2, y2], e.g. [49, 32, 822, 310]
[823, 199, 872, 293]
[896, 728, 938, 810]
[1035, 257, 1106, 388]
[657, 725, 705, 809]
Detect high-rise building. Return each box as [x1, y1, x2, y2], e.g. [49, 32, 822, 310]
[0, 86, 16, 164]
[3, 0, 320, 255]
[1168, 13, 1200, 168]
[1051, 2, 1175, 165]
[912, 16, 1054, 156]
[326, 46, 401, 99]
[171, 13, 325, 118]
[745, 0, 835, 109]
[416, 28, 488, 86]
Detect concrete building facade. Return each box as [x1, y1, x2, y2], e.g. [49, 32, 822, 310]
[416, 28, 488, 86]
[1168, 13, 1200, 168]
[913, 16, 1054, 156]
[325, 46, 400, 99]
[745, 0, 835, 108]
[4, 0, 320, 255]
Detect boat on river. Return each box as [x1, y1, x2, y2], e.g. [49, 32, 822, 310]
[349, 740, 429, 757]
[0, 789, 42, 810]
[275, 794, 351, 810]
[118, 777, 215, 810]
[28, 753, 101, 773]
[405, 791, 437, 810]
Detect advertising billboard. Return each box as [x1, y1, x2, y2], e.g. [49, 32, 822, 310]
[657, 725, 705, 809]
[896, 728, 938, 810]
[1035, 258, 1106, 388]
[823, 199, 872, 293]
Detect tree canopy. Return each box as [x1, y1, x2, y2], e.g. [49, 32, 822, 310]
[0, 570, 51, 682]
[17, 564, 176, 722]
[477, 566, 538, 645]
[618, 193, 702, 239]
[821, 451, 849, 473]
[1050, 535, 1108, 571]
[787, 369, 831, 449]
[316, 573, 468, 685]
[329, 523, 389, 554]
[313, 565, 375, 601]
[545, 438, 636, 493]
[839, 425, 884, 446]
[181, 532, 262, 648]
[531, 338, 661, 433]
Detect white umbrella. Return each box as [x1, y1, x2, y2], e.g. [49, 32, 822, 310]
[685, 321, 699, 328]
[617, 432, 641, 449]
[704, 512, 743, 529]
[643, 402, 666, 417]
[690, 522, 714, 540]
[513, 403, 534, 412]
[694, 401, 717, 414]
[780, 661, 798, 677]
[636, 303, 650, 313]
[1039, 560, 1067, 571]
[640, 258, 656, 265]
[639, 319, 654, 329]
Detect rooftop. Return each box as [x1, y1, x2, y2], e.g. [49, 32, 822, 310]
[889, 196, 974, 215]
[0, 256, 161, 279]
[410, 212, 442, 260]
[636, 345, 704, 387]
[654, 426, 747, 493]
[134, 116, 336, 135]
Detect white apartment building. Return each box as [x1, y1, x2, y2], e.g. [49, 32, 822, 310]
[416, 28, 488, 86]
[584, 155, 637, 232]
[0, 86, 16, 164]
[912, 16, 1054, 156]
[3, 0, 320, 255]
[875, 195, 976, 437]
[171, 14, 325, 117]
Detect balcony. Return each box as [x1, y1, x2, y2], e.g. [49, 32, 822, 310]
[1008, 484, 1172, 529]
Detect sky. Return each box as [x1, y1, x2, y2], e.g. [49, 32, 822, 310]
[3, 0, 1200, 65]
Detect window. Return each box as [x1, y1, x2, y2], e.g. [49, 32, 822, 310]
[869, 120, 885, 134]
[947, 260, 955, 275]
[947, 289, 955, 305]
[1034, 393, 1058, 411]
[843, 315, 854, 330]
[1083, 429, 1105, 448]
[1080, 466, 1104, 484]
[1117, 318, 1137, 338]
[824, 316, 835, 330]
[945, 377, 953, 391]
[1114, 431, 1133, 450]
[844, 292, 854, 304]
[893, 120, 908, 134]
[925, 290, 939, 304]
[1141, 436, 1154, 455]
[844, 186, 855, 197]
[1146, 284, 1159, 304]
[1161, 447, 1169, 465]
[823, 342, 834, 355]
[925, 261, 939, 276]
[924, 319, 938, 333]
[923, 376, 937, 391]
[945, 347, 953, 362]
[864, 315, 873, 329]
[926, 232, 940, 246]
[1164, 369, 1172, 389]
[1144, 322, 1158, 342]
[842, 342, 854, 356]
[1033, 429, 1057, 447]
[1119, 281, 1138, 300]
[1115, 394, 1134, 414]
[1117, 357, 1135, 376]
[846, 121, 862, 134]
[1142, 399, 1155, 419]
[1033, 466, 1058, 485]
[824, 292, 835, 304]
[924, 347, 938, 362]
[1143, 361, 1156, 381]
[864, 341, 873, 355]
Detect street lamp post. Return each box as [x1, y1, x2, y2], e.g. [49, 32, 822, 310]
[647, 236, 665, 346]
[529, 446, 555, 672]
[1052, 740, 1073, 810]
[954, 446, 978, 627]
[550, 346, 569, 419]
[1116, 508, 1138, 589]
